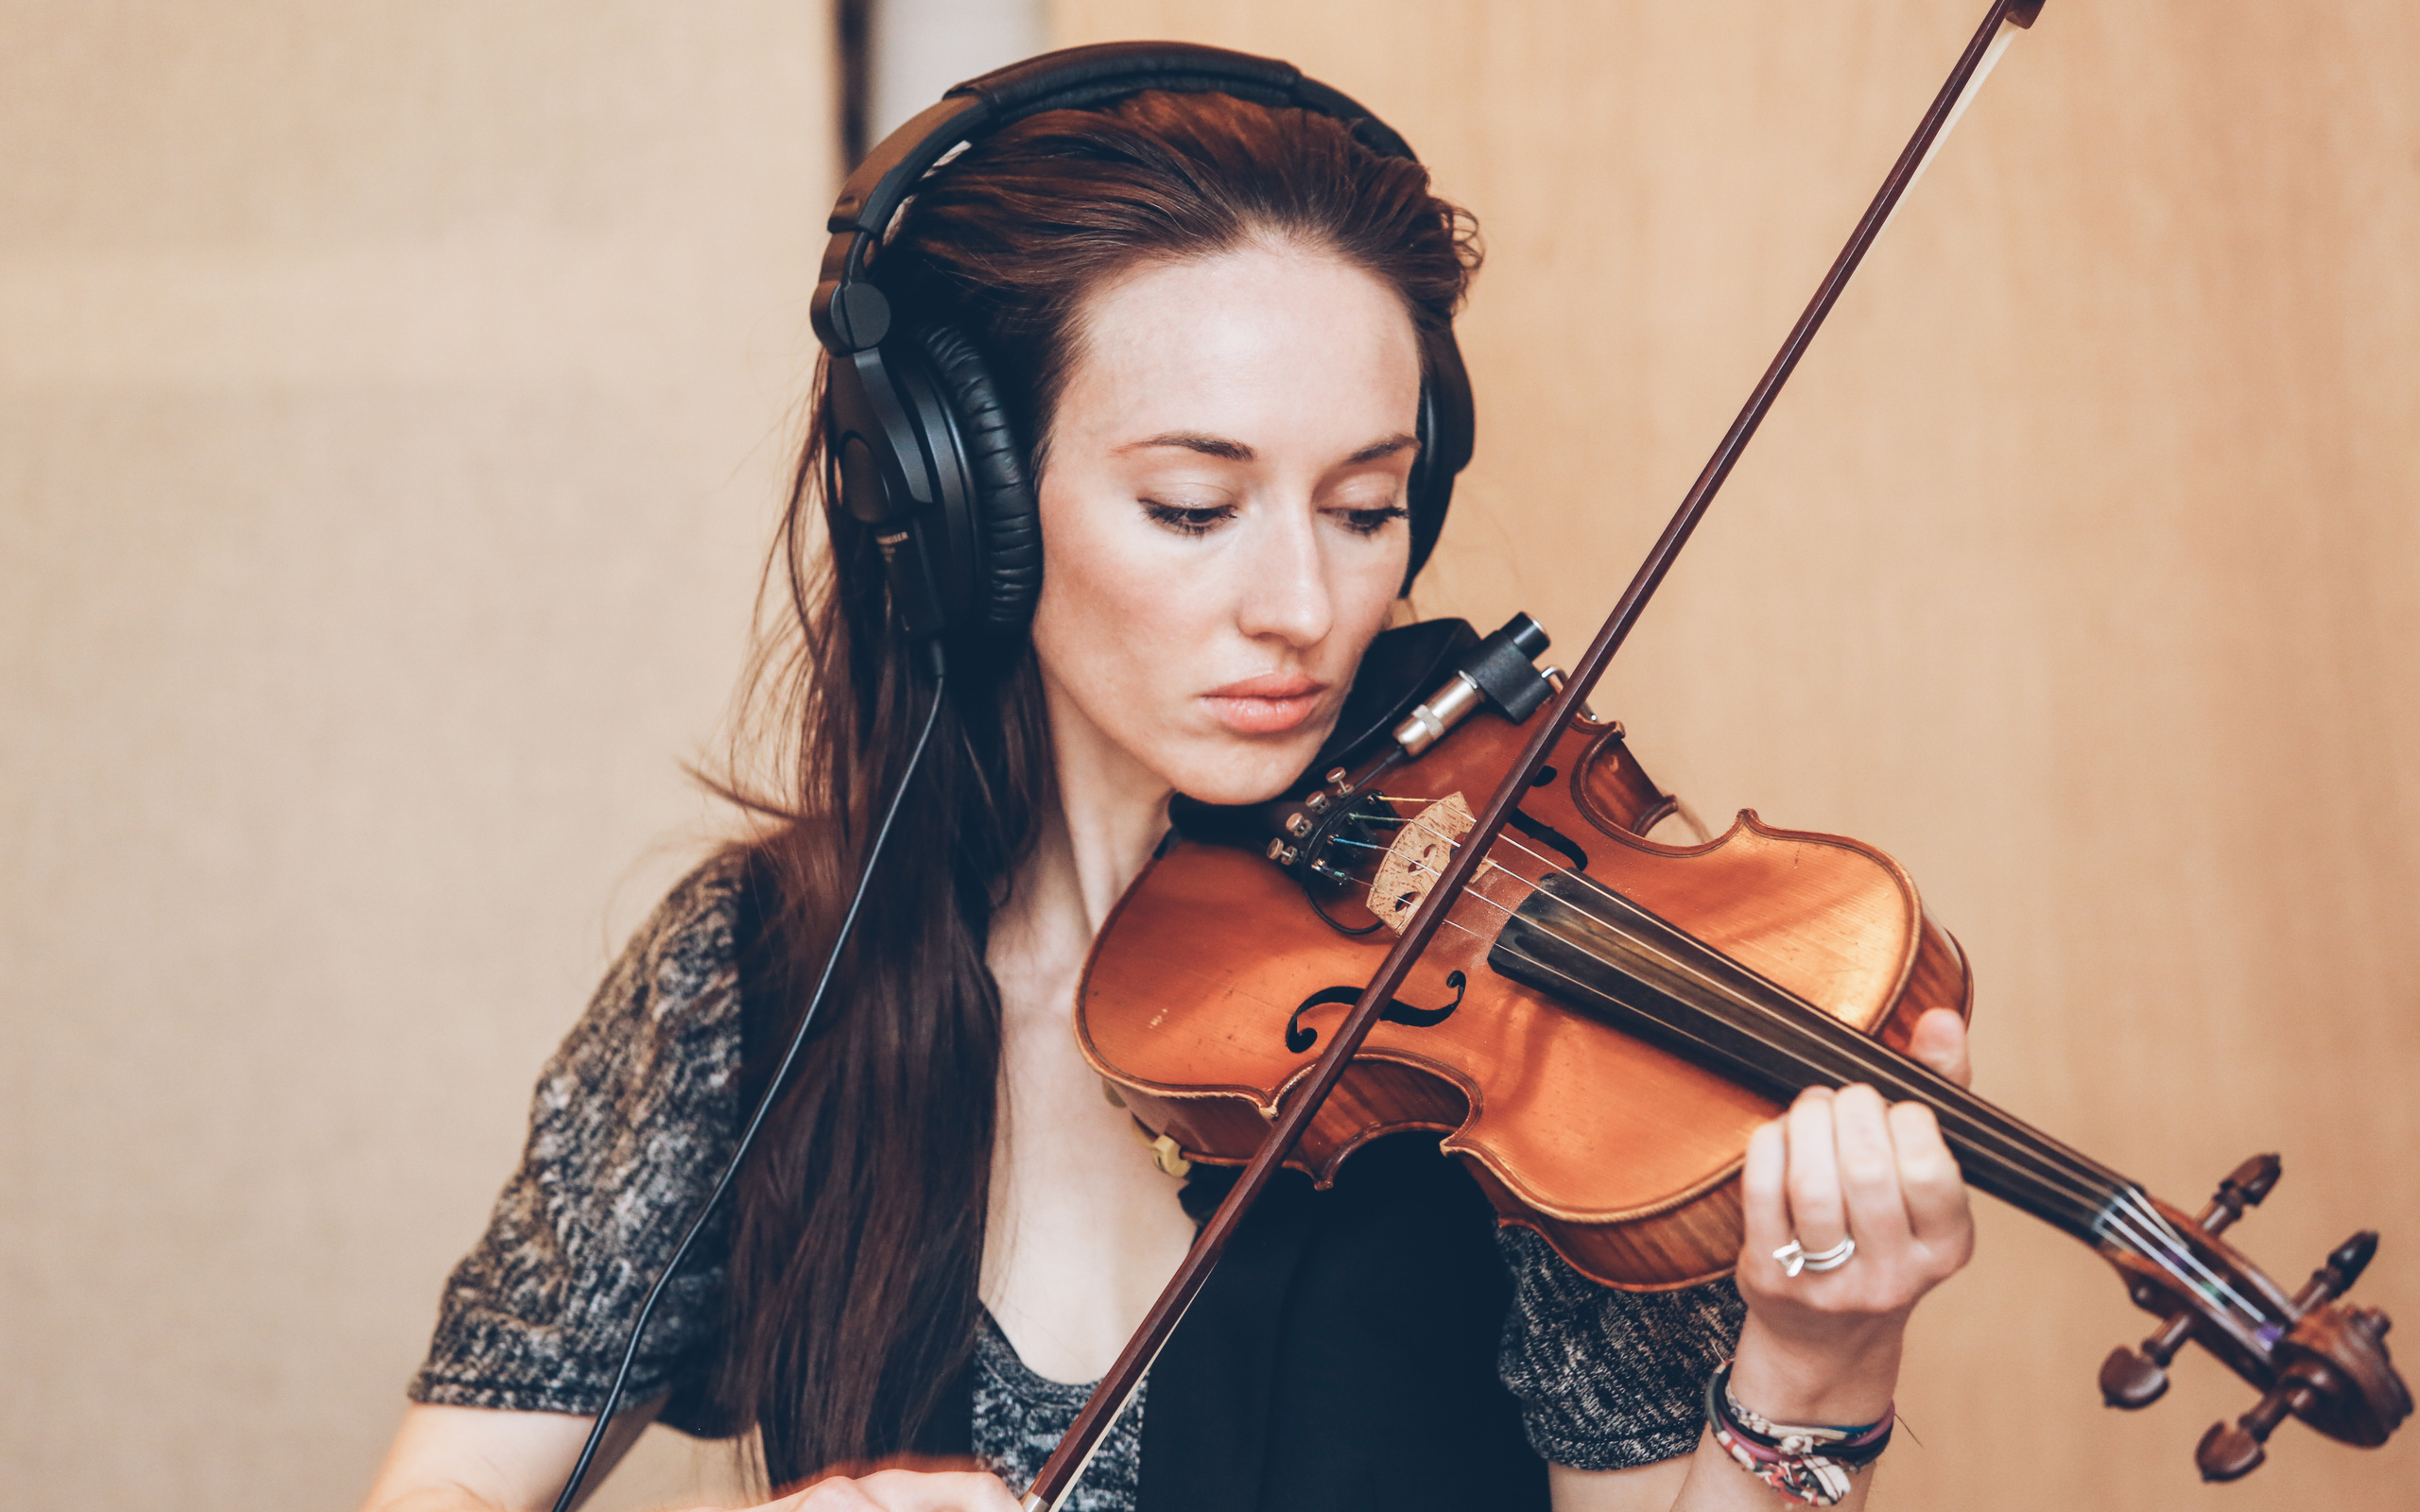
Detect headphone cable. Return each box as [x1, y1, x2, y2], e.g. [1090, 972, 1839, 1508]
[549, 641, 950, 1512]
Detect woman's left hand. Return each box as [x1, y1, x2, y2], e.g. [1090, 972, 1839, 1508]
[1726, 1006, 1976, 1424]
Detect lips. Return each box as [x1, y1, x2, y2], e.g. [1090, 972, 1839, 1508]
[1202, 671, 1329, 735]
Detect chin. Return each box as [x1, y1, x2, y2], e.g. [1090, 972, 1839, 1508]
[1167, 729, 1329, 808]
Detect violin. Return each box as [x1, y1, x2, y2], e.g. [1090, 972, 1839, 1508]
[1083, 610, 2408, 1475]
[1019, 2, 2409, 1505]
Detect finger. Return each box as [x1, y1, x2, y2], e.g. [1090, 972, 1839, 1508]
[1783, 1087, 1848, 1253]
[1889, 1100, 1973, 1251]
[1738, 1116, 1791, 1279]
[1831, 1084, 1913, 1253]
[853, 1469, 1025, 1512]
[1908, 1007, 1971, 1089]
[929, 1472, 1023, 1512]
[789, 1478, 882, 1511]
[962, 1473, 1026, 1512]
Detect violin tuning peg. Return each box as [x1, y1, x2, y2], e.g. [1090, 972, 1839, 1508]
[2317, 1231, 2379, 1297]
[2099, 1346, 2169, 1409]
[2197, 1381, 2312, 1482]
[2198, 1153, 2282, 1234]
[2102, 1311, 2195, 1409]
[2196, 1418, 2267, 1482]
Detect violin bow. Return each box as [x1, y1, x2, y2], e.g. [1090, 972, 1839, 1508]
[1021, 3, 2047, 1505]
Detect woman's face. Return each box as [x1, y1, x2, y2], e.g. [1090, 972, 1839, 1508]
[1029, 241, 1423, 808]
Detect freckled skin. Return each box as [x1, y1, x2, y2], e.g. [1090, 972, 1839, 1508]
[1028, 240, 1421, 812]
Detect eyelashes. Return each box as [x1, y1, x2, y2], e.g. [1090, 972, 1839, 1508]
[1336, 505, 1409, 537]
[1140, 499, 1235, 537]
[1139, 500, 1409, 539]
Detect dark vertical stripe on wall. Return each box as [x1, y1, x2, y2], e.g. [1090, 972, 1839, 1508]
[837, 0, 875, 170]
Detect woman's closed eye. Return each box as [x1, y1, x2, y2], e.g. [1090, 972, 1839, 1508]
[1329, 502, 1408, 538]
[1138, 496, 1407, 539]
[1140, 497, 1238, 537]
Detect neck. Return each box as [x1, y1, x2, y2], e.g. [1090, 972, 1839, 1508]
[990, 697, 1173, 992]
[1025, 686, 1177, 940]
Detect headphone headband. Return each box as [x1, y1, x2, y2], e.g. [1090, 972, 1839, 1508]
[814, 43, 1415, 353]
[811, 43, 1472, 642]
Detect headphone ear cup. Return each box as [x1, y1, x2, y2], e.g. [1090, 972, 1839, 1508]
[1405, 325, 1474, 593]
[918, 324, 1041, 637]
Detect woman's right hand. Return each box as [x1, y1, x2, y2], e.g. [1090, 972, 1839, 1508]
[746, 1469, 1023, 1512]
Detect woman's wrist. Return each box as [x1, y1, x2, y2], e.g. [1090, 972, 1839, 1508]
[1724, 1310, 1906, 1426]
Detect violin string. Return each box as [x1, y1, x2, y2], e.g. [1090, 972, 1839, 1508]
[1345, 829, 2223, 1303]
[1491, 877, 2244, 1318]
[2106, 1201, 2266, 1325]
[2090, 1194, 2268, 1327]
[1340, 811, 1595, 888]
[2104, 1189, 2270, 1325]
[1369, 823, 2106, 1185]
[1331, 804, 2134, 1223]
[1248, 836, 2284, 1306]
[1478, 931, 2164, 1259]
[1485, 850, 2266, 1319]
[1489, 922, 2252, 1325]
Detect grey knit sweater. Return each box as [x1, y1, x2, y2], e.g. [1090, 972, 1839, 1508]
[408, 859, 1744, 1504]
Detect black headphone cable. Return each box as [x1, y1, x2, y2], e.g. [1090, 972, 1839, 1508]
[549, 639, 950, 1512]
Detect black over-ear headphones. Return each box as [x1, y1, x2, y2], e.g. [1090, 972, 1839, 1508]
[808, 42, 1476, 646]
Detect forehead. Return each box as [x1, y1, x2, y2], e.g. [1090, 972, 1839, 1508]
[1052, 242, 1423, 448]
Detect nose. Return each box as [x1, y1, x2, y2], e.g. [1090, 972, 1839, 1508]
[1233, 497, 1334, 650]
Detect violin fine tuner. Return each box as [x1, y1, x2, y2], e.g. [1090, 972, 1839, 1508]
[2097, 1153, 2411, 1480]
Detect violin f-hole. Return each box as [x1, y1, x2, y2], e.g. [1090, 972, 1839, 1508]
[1508, 806, 1590, 872]
[1284, 971, 1468, 1053]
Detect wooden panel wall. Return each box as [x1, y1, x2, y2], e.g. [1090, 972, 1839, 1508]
[0, 6, 822, 1507]
[1044, 3, 2420, 1507]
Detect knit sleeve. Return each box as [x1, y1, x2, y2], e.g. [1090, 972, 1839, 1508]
[407, 856, 751, 1429]
[1494, 1226, 1746, 1470]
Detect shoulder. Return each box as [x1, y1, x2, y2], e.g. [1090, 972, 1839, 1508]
[523, 849, 763, 1172]
[611, 849, 755, 1020]
[563, 851, 753, 1063]
[408, 850, 766, 1417]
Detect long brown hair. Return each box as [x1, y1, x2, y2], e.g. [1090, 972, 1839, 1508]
[712, 86, 1480, 1489]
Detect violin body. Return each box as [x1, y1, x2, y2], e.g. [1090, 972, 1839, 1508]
[1078, 704, 1971, 1290]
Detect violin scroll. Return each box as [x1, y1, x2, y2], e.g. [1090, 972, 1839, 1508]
[2095, 1155, 2411, 1480]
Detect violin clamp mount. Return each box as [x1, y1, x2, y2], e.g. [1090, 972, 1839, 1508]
[1257, 613, 1556, 891]
[1388, 612, 1555, 757]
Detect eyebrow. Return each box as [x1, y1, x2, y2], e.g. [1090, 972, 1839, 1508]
[1126, 431, 1421, 466]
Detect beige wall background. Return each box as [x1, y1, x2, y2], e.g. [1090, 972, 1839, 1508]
[2, 4, 820, 1507]
[3, 3, 2413, 1511]
[1047, 0, 2419, 1507]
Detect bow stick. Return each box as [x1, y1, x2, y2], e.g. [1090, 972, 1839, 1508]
[1021, 2, 2046, 1504]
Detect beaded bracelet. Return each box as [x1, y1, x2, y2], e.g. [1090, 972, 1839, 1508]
[1703, 1359, 1895, 1506]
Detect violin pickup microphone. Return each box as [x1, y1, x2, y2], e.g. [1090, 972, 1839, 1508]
[1392, 612, 1553, 757]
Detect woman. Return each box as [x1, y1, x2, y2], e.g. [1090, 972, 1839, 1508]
[360, 61, 1974, 1512]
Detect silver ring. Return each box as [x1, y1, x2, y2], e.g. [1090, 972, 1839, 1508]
[1773, 1236, 1856, 1277]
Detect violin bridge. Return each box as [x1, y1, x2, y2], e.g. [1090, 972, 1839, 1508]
[1368, 792, 1477, 934]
